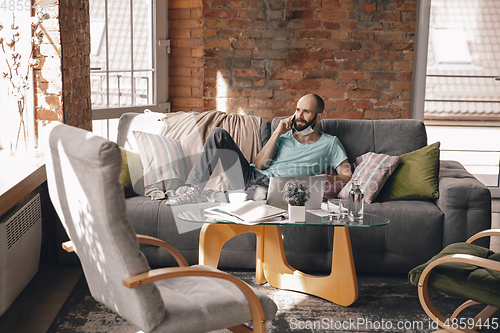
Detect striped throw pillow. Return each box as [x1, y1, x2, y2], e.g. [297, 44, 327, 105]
[133, 131, 187, 192]
[338, 152, 400, 204]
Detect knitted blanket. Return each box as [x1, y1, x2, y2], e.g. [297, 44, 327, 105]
[161, 110, 262, 191]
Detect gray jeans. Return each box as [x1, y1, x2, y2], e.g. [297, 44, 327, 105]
[186, 128, 269, 190]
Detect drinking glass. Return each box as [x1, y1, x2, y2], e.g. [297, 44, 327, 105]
[328, 198, 348, 223]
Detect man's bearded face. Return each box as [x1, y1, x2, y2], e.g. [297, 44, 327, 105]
[293, 114, 317, 131]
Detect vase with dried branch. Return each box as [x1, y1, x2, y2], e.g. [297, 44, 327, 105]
[0, 11, 48, 155]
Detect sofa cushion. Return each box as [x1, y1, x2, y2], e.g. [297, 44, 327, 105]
[338, 152, 400, 204]
[271, 118, 427, 167]
[357, 200, 444, 273]
[117, 112, 167, 152]
[260, 118, 271, 147]
[377, 142, 440, 201]
[272, 117, 375, 165]
[133, 131, 187, 193]
[372, 119, 427, 156]
[318, 119, 376, 165]
[437, 160, 492, 249]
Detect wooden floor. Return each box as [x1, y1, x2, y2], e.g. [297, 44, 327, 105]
[0, 255, 82, 333]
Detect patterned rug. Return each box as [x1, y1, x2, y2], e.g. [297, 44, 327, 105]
[47, 270, 498, 332]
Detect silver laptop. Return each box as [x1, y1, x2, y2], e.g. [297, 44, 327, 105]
[266, 175, 327, 210]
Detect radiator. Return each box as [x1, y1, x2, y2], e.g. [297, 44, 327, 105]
[0, 193, 42, 317]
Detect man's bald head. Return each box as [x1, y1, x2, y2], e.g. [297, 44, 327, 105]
[298, 94, 325, 114]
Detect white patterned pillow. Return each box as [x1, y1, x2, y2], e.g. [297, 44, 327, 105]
[133, 131, 187, 193]
[338, 152, 400, 204]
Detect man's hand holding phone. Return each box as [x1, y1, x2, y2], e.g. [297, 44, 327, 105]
[254, 114, 294, 169]
[276, 115, 295, 135]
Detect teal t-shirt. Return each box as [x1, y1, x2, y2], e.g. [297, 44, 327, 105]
[255, 131, 348, 178]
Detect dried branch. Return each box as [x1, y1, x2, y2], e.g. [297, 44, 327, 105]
[0, 10, 49, 152]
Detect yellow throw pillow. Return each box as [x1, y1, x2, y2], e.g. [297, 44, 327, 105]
[119, 147, 143, 197]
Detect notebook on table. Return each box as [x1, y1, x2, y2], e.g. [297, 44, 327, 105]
[205, 200, 286, 224]
[266, 175, 327, 210]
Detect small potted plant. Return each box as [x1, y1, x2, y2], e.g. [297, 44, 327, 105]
[283, 179, 311, 222]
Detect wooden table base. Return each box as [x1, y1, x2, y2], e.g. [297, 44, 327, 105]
[199, 223, 358, 306]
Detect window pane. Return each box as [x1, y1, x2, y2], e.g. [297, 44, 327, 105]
[90, 72, 107, 108]
[108, 0, 131, 71]
[89, 0, 155, 109]
[133, 0, 153, 71]
[90, 1, 107, 71]
[92, 118, 119, 143]
[108, 72, 133, 107]
[134, 71, 154, 105]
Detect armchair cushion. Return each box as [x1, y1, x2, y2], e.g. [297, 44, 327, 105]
[153, 265, 277, 333]
[408, 242, 500, 309]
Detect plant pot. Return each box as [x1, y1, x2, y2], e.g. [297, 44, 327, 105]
[288, 204, 306, 223]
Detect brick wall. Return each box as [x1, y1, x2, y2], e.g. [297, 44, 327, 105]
[169, 0, 416, 120]
[34, 0, 92, 141]
[59, 0, 92, 130]
[34, 6, 63, 140]
[169, 0, 205, 112]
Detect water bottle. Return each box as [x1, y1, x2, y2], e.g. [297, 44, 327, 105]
[348, 180, 364, 223]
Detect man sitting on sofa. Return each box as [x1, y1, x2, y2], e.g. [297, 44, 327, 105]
[168, 94, 352, 205]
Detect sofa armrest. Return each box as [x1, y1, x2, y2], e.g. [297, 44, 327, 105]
[436, 160, 491, 248]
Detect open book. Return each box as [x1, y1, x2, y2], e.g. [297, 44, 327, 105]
[205, 200, 287, 224]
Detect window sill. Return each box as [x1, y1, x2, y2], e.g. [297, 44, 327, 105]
[0, 149, 46, 217]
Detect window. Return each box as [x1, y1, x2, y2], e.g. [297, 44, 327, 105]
[90, 0, 168, 140]
[413, 0, 500, 197]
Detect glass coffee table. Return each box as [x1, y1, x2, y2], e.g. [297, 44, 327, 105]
[178, 209, 389, 306]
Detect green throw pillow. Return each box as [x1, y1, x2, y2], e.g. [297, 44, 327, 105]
[377, 142, 440, 201]
[119, 147, 143, 197]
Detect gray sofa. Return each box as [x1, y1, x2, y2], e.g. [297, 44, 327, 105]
[58, 112, 492, 274]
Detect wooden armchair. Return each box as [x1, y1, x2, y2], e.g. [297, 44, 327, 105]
[45, 122, 277, 333]
[409, 229, 500, 333]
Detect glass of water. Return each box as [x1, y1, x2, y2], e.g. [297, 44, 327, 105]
[328, 198, 348, 223]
